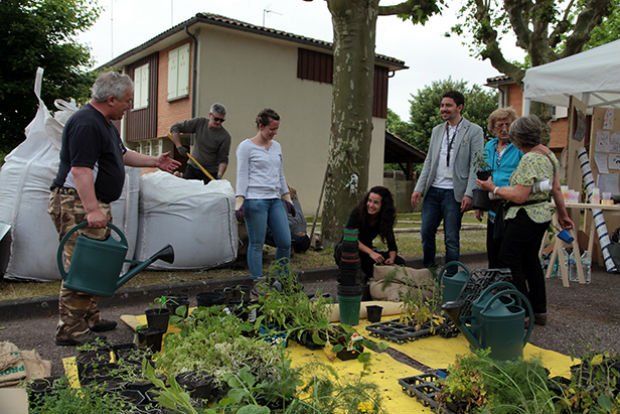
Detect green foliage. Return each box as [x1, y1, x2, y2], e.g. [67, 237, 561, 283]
[380, 265, 442, 329]
[408, 78, 497, 154]
[29, 376, 136, 414]
[0, 0, 100, 153]
[557, 352, 620, 413]
[147, 360, 384, 413]
[386, 109, 413, 142]
[473, 151, 491, 172]
[253, 263, 332, 347]
[447, 0, 616, 81]
[437, 350, 557, 414]
[156, 307, 300, 405]
[586, 0, 620, 49]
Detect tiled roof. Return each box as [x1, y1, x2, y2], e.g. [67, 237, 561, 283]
[102, 12, 407, 70]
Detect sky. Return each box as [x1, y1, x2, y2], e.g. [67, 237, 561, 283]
[77, 0, 524, 120]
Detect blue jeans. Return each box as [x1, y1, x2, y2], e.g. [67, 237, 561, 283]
[421, 187, 463, 269]
[244, 198, 291, 279]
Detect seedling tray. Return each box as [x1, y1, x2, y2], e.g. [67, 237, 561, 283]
[399, 369, 454, 413]
[365, 319, 434, 343]
[366, 318, 458, 343]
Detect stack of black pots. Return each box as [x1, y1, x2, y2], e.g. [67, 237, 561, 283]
[337, 228, 362, 325]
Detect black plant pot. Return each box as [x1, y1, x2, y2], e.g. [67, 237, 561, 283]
[168, 299, 190, 318]
[136, 328, 166, 353]
[196, 291, 226, 307]
[165, 295, 190, 318]
[297, 331, 327, 350]
[366, 305, 383, 323]
[476, 170, 492, 180]
[472, 188, 491, 211]
[337, 284, 362, 297]
[112, 343, 139, 362]
[28, 376, 59, 409]
[145, 308, 171, 331]
[336, 347, 363, 361]
[120, 389, 147, 406]
[175, 372, 217, 401]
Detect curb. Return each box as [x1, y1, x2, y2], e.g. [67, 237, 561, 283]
[0, 252, 487, 321]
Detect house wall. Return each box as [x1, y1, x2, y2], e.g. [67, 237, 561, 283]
[188, 27, 386, 211]
[500, 83, 567, 151]
[156, 40, 193, 137]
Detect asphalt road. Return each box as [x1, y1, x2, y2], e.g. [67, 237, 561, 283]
[1, 256, 619, 377]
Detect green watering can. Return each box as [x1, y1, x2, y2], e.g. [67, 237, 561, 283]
[57, 222, 174, 297]
[440, 261, 470, 303]
[467, 281, 517, 343]
[458, 286, 533, 360]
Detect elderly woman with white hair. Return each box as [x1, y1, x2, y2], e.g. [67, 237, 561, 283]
[477, 115, 573, 326]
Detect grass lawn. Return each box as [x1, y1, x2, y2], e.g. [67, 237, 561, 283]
[0, 211, 487, 301]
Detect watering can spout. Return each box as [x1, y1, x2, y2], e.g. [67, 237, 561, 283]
[116, 245, 174, 288]
[441, 300, 463, 326]
[442, 300, 480, 349]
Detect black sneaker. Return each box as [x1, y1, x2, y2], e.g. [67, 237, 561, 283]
[91, 319, 117, 332]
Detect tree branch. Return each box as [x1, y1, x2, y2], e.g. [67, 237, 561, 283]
[470, 0, 525, 82]
[504, 0, 533, 50]
[549, 0, 575, 48]
[377, 0, 442, 23]
[562, 0, 612, 57]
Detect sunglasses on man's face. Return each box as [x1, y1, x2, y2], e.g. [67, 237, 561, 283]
[212, 116, 225, 123]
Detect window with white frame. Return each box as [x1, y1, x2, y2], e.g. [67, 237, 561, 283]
[167, 43, 190, 100]
[133, 63, 149, 110]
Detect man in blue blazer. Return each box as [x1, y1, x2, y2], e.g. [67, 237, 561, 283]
[411, 91, 484, 272]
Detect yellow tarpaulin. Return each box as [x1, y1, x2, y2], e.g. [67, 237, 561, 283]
[114, 307, 577, 414]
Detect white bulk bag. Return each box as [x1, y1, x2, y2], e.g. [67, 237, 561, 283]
[0, 68, 139, 281]
[136, 172, 238, 269]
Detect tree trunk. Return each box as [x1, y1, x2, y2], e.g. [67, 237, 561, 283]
[321, 0, 378, 245]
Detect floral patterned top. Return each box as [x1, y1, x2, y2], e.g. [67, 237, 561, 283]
[505, 151, 559, 224]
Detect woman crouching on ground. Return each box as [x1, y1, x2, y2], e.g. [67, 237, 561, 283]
[346, 186, 405, 299]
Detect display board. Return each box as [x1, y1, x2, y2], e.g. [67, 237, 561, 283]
[585, 106, 620, 267]
[590, 107, 620, 194]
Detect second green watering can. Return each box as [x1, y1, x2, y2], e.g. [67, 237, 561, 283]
[440, 260, 470, 303]
[57, 222, 174, 297]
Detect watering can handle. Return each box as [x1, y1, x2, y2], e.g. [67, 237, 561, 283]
[476, 281, 517, 301]
[439, 261, 469, 280]
[56, 221, 128, 279]
[481, 289, 534, 346]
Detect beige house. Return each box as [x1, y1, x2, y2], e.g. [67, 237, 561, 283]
[103, 13, 407, 209]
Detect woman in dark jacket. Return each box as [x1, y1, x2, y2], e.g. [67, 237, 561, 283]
[346, 186, 405, 289]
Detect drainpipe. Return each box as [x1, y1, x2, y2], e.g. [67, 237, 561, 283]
[185, 24, 198, 117]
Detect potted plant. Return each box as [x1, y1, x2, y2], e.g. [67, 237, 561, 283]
[145, 295, 171, 331]
[327, 324, 386, 363]
[472, 151, 492, 211]
[135, 324, 166, 353]
[27, 376, 138, 414]
[287, 290, 332, 350]
[165, 294, 190, 320]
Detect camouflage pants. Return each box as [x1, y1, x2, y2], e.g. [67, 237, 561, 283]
[48, 188, 112, 342]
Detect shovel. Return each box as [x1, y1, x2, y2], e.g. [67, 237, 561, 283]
[167, 133, 216, 182]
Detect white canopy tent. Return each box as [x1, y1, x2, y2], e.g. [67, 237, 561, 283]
[523, 39, 620, 113]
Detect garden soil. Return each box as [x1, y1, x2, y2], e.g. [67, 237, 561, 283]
[0, 255, 619, 378]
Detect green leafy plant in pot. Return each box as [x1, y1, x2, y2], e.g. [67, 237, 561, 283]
[145, 295, 171, 331]
[328, 324, 387, 366]
[287, 289, 332, 349]
[472, 151, 492, 211]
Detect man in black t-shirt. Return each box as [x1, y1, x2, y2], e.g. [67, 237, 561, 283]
[49, 72, 180, 346]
